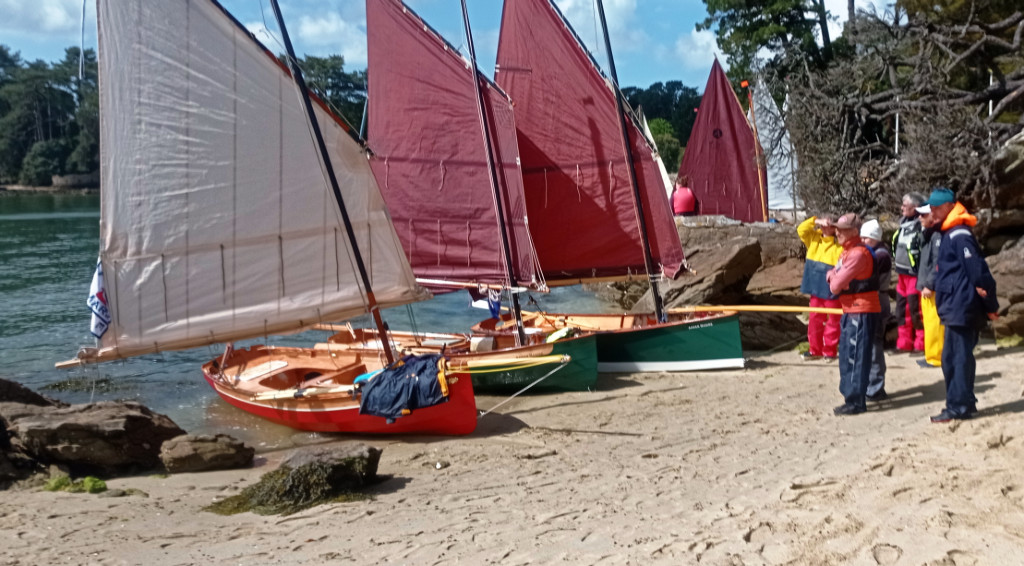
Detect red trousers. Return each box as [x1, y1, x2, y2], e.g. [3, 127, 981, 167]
[808, 296, 841, 357]
[895, 274, 924, 351]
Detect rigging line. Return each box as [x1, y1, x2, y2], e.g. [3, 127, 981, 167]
[460, 1, 525, 344]
[476, 360, 570, 418]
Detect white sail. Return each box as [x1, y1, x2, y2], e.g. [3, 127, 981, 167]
[638, 106, 676, 199]
[92, 0, 426, 361]
[750, 78, 801, 212]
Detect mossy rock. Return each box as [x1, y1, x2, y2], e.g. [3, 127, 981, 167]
[996, 334, 1023, 349]
[43, 474, 107, 494]
[205, 443, 382, 516]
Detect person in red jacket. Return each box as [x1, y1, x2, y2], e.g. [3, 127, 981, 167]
[671, 174, 699, 216]
[826, 213, 882, 416]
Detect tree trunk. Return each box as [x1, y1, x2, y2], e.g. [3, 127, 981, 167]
[814, 0, 833, 62]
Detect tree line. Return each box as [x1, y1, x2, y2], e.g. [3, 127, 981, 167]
[0, 46, 98, 186]
[0, 43, 705, 185]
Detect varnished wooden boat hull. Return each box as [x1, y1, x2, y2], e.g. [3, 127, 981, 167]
[201, 346, 477, 435]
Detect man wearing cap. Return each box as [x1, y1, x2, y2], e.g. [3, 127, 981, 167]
[860, 219, 892, 401]
[826, 213, 882, 415]
[925, 188, 999, 422]
[915, 203, 945, 368]
[891, 193, 926, 353]
[797, 213, 842, 360]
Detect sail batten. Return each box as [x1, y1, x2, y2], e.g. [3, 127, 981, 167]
[494, 0, 684, 282]
[366, 0, 540, 292]
[93, 0, 425, 362]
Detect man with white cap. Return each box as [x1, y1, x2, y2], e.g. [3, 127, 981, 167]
[826, 213, 882, 415]
[860, 219, 892, 401]
[914, 202, 945, 368]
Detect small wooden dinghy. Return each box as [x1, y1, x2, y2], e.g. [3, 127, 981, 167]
[202, 346, 478, 435]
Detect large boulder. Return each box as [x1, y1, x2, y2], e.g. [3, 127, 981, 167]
[635, 237, 762, 312]
[0, 378, 65, 408]
[2, 401, 185, 477]
[986, 237, 1024, 336]
[745, 257, 806, 305]
[160, 434, 254, 473]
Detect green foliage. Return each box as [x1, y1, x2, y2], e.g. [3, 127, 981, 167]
[647, 118, 675, 138]
[289, 54, 366, 130]
[0, 44, 97, 184]
[19, 139, 70, 186]
[623, 81, 702, 147]
[653, 133, 682, 174]
[699, 0, 833, 79]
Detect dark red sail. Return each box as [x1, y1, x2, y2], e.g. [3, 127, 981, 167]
[494, 0, 684, 284]
[366, 0, 539, 291]
[679, 59, 767, 223]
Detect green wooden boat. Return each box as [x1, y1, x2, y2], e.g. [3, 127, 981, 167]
[452, 333, 598, 394]
[474, 310, 743, 373]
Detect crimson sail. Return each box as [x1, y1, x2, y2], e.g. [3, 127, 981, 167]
[494, 0, 684, 285]
[366, 0, 540, 292]
[679, 59, 768, 223]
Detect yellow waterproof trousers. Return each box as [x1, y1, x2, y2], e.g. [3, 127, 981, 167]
[921, 294, 944, 367]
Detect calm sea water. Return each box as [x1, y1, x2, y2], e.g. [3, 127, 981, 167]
[0, 193, 611, 448]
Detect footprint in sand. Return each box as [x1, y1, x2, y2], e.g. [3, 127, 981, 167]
[871, 543, 902, 565]
[779, 478, 841, 503]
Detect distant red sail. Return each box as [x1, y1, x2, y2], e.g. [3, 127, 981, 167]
[366, 0, 539, 291]
[494, 0, 683, 283]
[679, 59, 767, 223]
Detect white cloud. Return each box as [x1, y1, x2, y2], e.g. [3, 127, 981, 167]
[0, 0, 83, 33]
[674, 29, 724, 71]
[555, 0, 648, 55]
[296, 12, 367, 66]
[824, 0, 895, 49]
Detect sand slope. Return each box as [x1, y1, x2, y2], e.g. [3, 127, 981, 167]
[3, 345, 1023, 565]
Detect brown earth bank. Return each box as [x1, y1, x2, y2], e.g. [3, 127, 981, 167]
[2, 345, 1022, 565]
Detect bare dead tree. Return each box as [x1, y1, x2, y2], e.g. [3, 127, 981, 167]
[775, 7, 1024, 215]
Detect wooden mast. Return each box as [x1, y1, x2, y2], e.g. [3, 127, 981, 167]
[594, 0, 667, 322]
[459, 0, 528, 346]
[268, 0, 395, 365]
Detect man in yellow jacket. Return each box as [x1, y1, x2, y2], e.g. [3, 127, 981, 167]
[798, 214, 843, 359]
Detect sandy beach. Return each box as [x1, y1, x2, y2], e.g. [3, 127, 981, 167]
[3, 344, 1023, 566]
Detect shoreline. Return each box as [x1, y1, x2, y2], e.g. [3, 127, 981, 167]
[3, 346, 1023, 564]
[0, 185, 98, 195]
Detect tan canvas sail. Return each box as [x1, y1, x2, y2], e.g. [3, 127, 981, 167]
[89, 0, 426, 362]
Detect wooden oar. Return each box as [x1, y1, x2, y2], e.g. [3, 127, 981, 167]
[669, 305, 844, 315]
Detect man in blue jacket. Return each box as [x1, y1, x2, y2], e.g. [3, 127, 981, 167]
[926, 187, 1000, 422]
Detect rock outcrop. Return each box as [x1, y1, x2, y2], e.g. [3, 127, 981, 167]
[160, 434, 254, 473]
[0, 387, 186, 482]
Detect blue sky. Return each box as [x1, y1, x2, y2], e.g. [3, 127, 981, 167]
[2, 0, 884, 90]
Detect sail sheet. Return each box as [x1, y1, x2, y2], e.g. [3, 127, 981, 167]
[94, 0, 425, 361]
[494, 0, 684, 284]
[366, 0, 539, 291]
[751, 77, 801, 212]
[679, 59, 768, 223]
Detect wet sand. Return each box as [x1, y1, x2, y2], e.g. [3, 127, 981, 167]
[3, 345, 1023, 565]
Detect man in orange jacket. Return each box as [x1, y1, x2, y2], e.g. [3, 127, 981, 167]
[826, 213, 882, 416]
